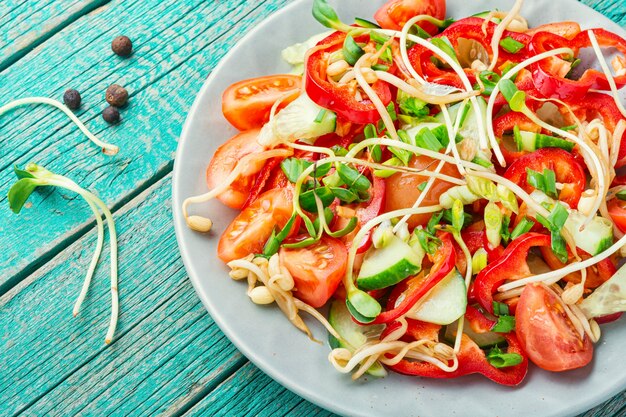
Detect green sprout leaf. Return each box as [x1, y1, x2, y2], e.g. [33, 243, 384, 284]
[312, 0, 350, 31]
[8, 178, 41, 214]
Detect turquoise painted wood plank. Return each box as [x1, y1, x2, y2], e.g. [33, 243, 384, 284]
[184, 362, 336, 417]
[0, 0, 110, 71]
[0, 175, 243, 416]
[0, 0, 289, 292]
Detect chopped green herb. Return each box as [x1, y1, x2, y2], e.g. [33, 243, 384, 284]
[526, 168, 557, 198]
[491, 315, 516, 333]
[369, 30, 389, 44]
[499, 78, 526, 112]
[510, 217, 534, 240]
[386, 102, 397, 121]
[398, 91, 430, 118]
[616, 190, 626, 201]
[492, 301, 510, 316]
[415, 127, 444, 152]
[329, 186, 359, 203]
[343, 35, 365, 66]
[427, 211, 444, 235]
[500, 215, 511, 244]
[314, 109, 327, 123]
[263, 213, 298, 256]
[487, 346, 523, 368]
[417, 181, 428, 191]
[499, 36, 525, 54]
[560, 124, 578, 131]
[371, 64, 390, 71]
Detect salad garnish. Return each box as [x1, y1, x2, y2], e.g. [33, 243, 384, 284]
[183, 0, 626, 384]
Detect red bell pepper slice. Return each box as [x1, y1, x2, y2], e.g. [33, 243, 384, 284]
[407, 19, 530, 88]
[305, 31, 392, 125]
[530, 29, 626, 101]
[564, 92, 626, 168]
[571, 29, 626, 91]
[355, 173, 386, 253]
[493, 111, 541, 165]
[242, 157, 286, 209]
[368, 232, 456, 324]
[473, 233, 551, 312]
[503, 148, 586, 208]
[387, 307, 528, 385]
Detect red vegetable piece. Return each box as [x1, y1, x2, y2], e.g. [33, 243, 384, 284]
[473, 233, 551, 312]
[503, 148, 586, 208]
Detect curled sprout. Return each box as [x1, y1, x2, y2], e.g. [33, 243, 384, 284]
[8, 163, 119, 344]
[0, 97, 119, 155]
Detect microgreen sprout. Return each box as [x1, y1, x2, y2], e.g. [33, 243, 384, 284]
[0, 97, 119, 155]
[8, 163, 119, 344]
[312, 0, 352, 32]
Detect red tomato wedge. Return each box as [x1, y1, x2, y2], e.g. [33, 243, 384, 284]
[279, 236, 348, 308]
[217, 188, 294, 263]
[384, 155, 461, 228]
[222, 75, 301, 131]
[206, 129, 265, 210]
[503, 148, 586, 208]
[374, 0, 446, 35]
[515, 283, 593, 372]
[608, 198, 626, 233]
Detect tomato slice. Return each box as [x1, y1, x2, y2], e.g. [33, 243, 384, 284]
[217, 188, 294, 263]
[503, 148, 586, 208]
[279, 236, 348, 308]
[374, 0, 446, 35]
[206, 129, 265, 209]
[305, 32, 392, 124]
[516, 283, 593, 372]
[384, 155, 461, 228]
[222, 75, 301, 131]
[608, 198, 626, 233]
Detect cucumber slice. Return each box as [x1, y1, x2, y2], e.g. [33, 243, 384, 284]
[444, 319, 506, 348]
[328, 300, 387, 377]
[472, 11, 502, 23]
[564, 210, 614, 256]
[579, 263, 626, 318]
[434, 101, 471, 126]
[513, 127, 575, 152]
[406, 269, 467, 325]
[357, 234, 423, 291]
[257, 94, 337, 147]
[458, 96, 487, 143]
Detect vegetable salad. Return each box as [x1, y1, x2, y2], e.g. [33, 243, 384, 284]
[183, 0, 626, 385]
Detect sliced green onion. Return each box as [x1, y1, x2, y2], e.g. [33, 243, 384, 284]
[471, 156, 494, 168]
[415, 127, 444, 152]
[484, 202, 503, 248]
[386, 102, 397, 121]
[499, 79, 526, 112]
[417, 181, 428, 191]
[526, 168, 557, 198]
[373, 157, 402, 178]
[492, 301, 510, 316]
[314, 109, 327, 123]
[487, 346, 523, 368]
[343, 35, 365, 66]
[371, 64, 390, 71]
[499, 36, 525, 54]
[369, 30, 389, 44]
[427, 211, 444, 235]
[430, 36, 459, 64]
[475, 71, 501, 95]
[472, 248, 488, 274]
[616, 190, 626, 201]
[510, 217, 534, 240]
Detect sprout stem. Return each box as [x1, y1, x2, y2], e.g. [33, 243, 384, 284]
[0, 97, 119, 155]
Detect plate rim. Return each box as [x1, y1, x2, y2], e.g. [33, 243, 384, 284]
[172, 1, 626, 416]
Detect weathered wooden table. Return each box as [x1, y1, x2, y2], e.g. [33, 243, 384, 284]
[1, 0, 624, 416]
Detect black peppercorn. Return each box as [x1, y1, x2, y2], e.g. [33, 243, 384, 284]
[111, 36, 133, 57]
[102, 106, 120, 124]
[105, 84, 128, 107]
[63, 89, 81, 110]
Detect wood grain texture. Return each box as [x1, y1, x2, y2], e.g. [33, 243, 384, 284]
[184, 362, 336, 417]
[0, 0, 110, 71]
[0, 176, 243, 416]
[0, 0, 625, 416]
[0, 0, 288, 293]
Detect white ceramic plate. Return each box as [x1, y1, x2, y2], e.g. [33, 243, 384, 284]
[173, 1, 626, 416]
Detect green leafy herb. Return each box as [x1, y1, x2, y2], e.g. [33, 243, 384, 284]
[336, 163, 371, 192]
[312, 207, 334, 231]
[281, 158, 331, 183]
[474, 71, 501, 95]
[346, 290, 382, 323]
[299, 187, 336, 212]
[487, 346, 523, 368]
[312, 0, 351, 31]
[398, 91, 430, 118]
[500, 215, 511, 244]
[386, 102, 397, 121]
[413, 228, 441, 255]
[263, 213, 298, 257]
[499, 36, 525, 53]
[330, 186, 359, 203]
[389, 130, 413, 165]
